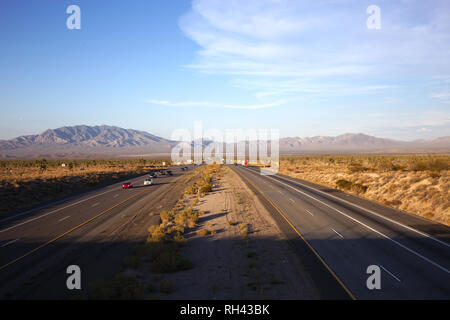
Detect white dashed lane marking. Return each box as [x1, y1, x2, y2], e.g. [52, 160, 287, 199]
[1, 238, 20, 248]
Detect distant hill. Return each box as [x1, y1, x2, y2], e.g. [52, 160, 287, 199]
[279, 133, 450, 153]
[0, 126, 449, 159]
[0, 125, 176, 159]
[279, 133, 401, 151]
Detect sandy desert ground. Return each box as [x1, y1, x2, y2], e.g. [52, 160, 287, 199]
[279, 155, 450, 226]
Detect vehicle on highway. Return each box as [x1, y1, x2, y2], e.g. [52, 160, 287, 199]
[122, 182, 133, 189]
[166, 170, 173, 176]
[144, 178, 153, 185]
[149, 172, 157, 178]
[159, 170, 167, 175]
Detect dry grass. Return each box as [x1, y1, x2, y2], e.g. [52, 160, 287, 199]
[183, 164, 219, 196]
[0, 159, 168, 217]
[196, 228, 215, 236]
[137, 167, 223, 275]
[238, 223, 249, 237]
[113, 164, 222, 296]
[88, 273, 143, 299]
[280, 155, 450, 226]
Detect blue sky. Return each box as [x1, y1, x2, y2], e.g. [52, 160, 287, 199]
[0, 0, 449, 141]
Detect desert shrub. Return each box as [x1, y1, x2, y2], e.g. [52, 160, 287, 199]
[384, 199, 402, 206]
[124, 255, 141, 269]
[429, 171, 441, 178]
[166, 225, 185, 234]
[336, 179, 352, 190]
[408, 160, 429, 171]
[197, 228, 215, 236]
[427, 158, 450, 172]
[165, 225, 186, 242]
[202, 175, 212, 184]
[406, 157, 450, 172]
[89, 274, 142, 299]
[352, 183, 368, 193]
[147, 225, 166, 243]
[149, 249, 193, 273]
[160, 210, 175, 223]
[348, 162, 368, 172]
[184, 185, 197, 195]
[150, 243, 183, 262]
[88, 177, 98, 186]
[198, 184, 212, 194]
[174, 208, 198, 229]
[173, 199, 185, 211]
[336, 179, 367, 193]
[239, 223, 249, 236]
[172, 231, 187, 242]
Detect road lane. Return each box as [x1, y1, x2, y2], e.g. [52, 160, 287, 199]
[233, 165, 450, 299]
[0, 165, 198, 298]
[0, 166, 193, 269]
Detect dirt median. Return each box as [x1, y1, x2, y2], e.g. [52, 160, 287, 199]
[137, 165, 319, 299]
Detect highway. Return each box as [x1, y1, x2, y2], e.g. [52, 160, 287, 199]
[232, 165, 450, 299]
[1, 162, 448, 299]
[0, 165, 194, 299]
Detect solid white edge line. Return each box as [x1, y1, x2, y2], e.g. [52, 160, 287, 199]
[269, 170, 449, 249]
[277, 173, 450, 248]
[243, 167, 450, 274]
[0, 174, 151, 233]
[1, 238, 20, 248]
[380, 264, 402, 282]
[331, 228, 344, 238]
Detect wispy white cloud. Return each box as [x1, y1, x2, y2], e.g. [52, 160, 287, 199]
[154, 1, 450, 116]
[232, 78, 398, 99]
[148, 99, 287, 109]
[179, 0, 450, 94]
[431, 92, 450, 99]
[365, 112, 450, 129]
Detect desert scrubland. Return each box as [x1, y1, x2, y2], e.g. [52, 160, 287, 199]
[280, 155, 450, 226]
[0, 159, 167, 217]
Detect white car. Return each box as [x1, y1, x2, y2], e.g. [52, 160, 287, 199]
[144, 178, 153, 186]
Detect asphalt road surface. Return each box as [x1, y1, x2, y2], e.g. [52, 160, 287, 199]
[232, 165, 450, 300]
[0, 165, 196, 299]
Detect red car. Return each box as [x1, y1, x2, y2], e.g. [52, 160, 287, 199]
[122, 182, 133, 189]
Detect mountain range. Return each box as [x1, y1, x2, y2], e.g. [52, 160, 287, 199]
[0, 125, 449, 159]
